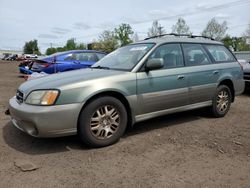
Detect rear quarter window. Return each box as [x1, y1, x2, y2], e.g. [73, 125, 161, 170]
[204, 45, 236, 62]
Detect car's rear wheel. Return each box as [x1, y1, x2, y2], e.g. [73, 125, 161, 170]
[78, 96, 127, 147]
[211, 85, 232, 117]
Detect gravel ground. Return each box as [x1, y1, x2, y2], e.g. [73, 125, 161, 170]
[0, 60, 250, 188]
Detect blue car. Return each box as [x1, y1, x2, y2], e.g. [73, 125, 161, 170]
[19, 50, 106, 74]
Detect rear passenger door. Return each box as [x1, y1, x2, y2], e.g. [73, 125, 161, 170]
[182, 43, 219, 104]
[137, 43, 189, 114]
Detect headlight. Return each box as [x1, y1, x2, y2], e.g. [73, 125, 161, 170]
[25, 90, 59, 105]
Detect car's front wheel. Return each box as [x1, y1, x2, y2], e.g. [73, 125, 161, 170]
[211, 85, 232, 117]
[78, 96, 127, 147]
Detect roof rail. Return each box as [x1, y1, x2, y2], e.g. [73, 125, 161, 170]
[144, 33, 215, 41]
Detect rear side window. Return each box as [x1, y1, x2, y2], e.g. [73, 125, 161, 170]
[204, 45, 235, 62]
[76, 53, 99, 62]
[64, 53, 99, 62]
[182, 44, 211, 66]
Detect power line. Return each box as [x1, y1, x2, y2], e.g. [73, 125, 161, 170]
[43, 0, 250, 48]
[132, 0, 250, 24]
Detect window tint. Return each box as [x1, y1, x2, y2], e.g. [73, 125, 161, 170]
[64, 53, 99, 62]
[182, 44, 211, 66]
[204, 45, 235, 62]
[149, 44, 184, 69]
[96, 53, 106, 60]
[76, 53, 98, 61]
[64, 53, 76, 61]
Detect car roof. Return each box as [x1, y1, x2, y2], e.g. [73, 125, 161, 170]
[65, 50, 107, 54]
[135, 36, 223, 45]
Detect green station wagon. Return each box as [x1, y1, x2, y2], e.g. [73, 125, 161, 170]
[8, 34, 245, 147]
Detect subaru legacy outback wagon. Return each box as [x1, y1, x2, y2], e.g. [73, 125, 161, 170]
[8, 34, 245, 147]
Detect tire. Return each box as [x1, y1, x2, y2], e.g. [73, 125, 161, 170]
[211, 85, 232, 118]
[78, 96, 127, 147]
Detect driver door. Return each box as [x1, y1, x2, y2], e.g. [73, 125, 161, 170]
[136, 43, 189, 115]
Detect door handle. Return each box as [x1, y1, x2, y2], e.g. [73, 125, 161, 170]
[177, 75, 185, 80]
[213, 70, 219, 75]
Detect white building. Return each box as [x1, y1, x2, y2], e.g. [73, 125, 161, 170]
[0, 49, 23, 57]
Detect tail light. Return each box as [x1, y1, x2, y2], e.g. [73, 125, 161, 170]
[40, 63, 51, 68]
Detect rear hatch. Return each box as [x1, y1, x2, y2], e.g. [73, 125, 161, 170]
[31, 59, 53, 72]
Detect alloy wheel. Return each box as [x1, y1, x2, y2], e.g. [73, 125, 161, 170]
[216, 90, 229, 113]
[90, 105, 120, 139]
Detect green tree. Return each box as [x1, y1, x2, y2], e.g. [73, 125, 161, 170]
[56, 47, 65, 52]
[76, 43, 86, 50]
[172, 18, 191, 35]
[92, 30, 119, 53]
[221, 35, 234, 50]
[201, 18, 227, 40]
[221, 35, 250, 51]
[45, 47, 57, 55]
[147, 20, 165, 37]
[114, 23, 134, 46]
[23, 39, 41, 55]
[64, 38, 77, 50]
[45, 39, 87, 55]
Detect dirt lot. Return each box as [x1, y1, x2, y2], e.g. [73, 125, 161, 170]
[0, 60, 249, 188]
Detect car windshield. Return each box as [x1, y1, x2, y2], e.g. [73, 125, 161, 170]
[92, 43, 155, 71]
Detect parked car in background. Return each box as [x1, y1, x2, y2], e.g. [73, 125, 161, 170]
[2, 54, 11, 60]
[16, 54, 27, 61]
[19, 50, 106, 74]
[234, 51, 250, 89]
[6, 54, 18, 61]
[26, 54, 38, 59]
[238, 59, 250, 89]
[8, 34, 244, 147]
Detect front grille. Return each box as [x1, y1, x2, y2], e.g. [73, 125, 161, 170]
[244, 72, 250, 81]
[16, 90, 24, 103]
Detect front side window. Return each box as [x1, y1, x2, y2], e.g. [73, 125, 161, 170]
[148, 43, 184, 69]
[182, 44, 211, 66]
[204, 45, 235, 62]
[64, 53, 76, 61]
[93, 43, 155, 71]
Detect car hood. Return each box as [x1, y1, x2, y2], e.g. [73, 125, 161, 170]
[19, 68, 129, 94]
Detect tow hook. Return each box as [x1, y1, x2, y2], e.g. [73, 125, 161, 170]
[5, 109, 10, 115]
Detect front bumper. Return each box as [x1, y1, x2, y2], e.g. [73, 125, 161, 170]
[8, 97, 83, 137]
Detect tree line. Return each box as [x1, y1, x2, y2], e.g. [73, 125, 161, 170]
[23, 17, 250, 55]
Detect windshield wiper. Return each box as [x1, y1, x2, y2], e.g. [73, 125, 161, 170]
[91, 65, 110, 70]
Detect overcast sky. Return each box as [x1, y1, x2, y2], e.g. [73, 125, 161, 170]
[0, 0, 250, 53]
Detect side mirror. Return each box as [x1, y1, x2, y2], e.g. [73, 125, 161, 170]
[145, 58, 164, 71]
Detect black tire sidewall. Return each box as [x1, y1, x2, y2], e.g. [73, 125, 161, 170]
[212, 85, 232, 117]
[78, 96, 127, 147]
